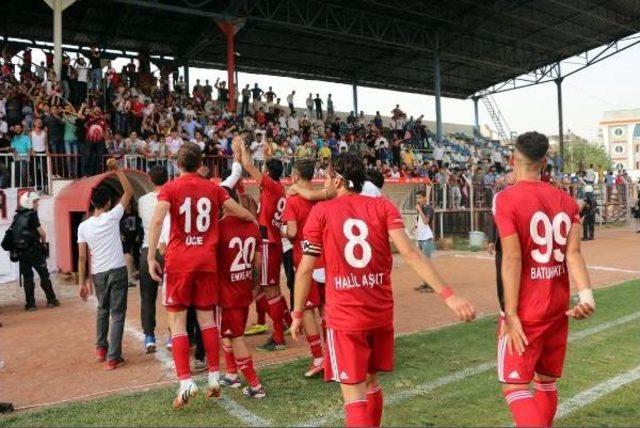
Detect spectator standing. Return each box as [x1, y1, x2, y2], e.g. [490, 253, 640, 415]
[414, 190, 435, 293]
[10, 124, 31, 186]
[44, 106, 65, 177]
[286, 90, 295, 113]
[241, 84, 251, 116]
[89, 47, 102, 92]
[85, 108, 108, 176]
[7, 192, 59, 310]
[305, 93, 313, 117]
[78, 161, 133, 370]
[75, 57, 89, 104]
[585, 164, 597, 184]
[326, 94, 334, 117]
[313, 94, 323, 120]
[29, 118, 48, 184]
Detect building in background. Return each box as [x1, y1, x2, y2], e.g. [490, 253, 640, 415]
[599, 109, 640, 175]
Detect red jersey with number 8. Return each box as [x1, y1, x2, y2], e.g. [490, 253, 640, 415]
[258, 175, 286, 243]
[302, 193, 405, 331]
[158, 173, 229, 272]
[218, 216, 261, 308]
[493, 181, 581, 322]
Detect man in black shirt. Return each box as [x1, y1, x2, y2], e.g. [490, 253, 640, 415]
[89, 47, 102, 92]
[313, 94, 323, 120]
[44, 106, 66, 176]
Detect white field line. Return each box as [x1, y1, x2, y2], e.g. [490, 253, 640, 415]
[588, 265, 640, 274]
[297, 311, 640, 427]
[556, 365, 640, 419]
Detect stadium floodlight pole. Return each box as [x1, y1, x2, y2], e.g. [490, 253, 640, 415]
[555, 66, 564, 172]
[352, 81, 358, 115]
[434, 49, 443, 142]
[42, 0, 77, 80]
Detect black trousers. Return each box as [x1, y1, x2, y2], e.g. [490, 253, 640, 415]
[86, 142, 104, 176]
[19, 249, 57, 308]
[139, 248, 162, 335]
[187, 307, 205, 361]
[282, 248, 295, 308]
[583, 217, 595, 240]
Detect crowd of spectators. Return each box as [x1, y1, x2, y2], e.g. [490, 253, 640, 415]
[2, 47, 632, 210]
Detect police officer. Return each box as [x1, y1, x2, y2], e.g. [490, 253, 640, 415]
[580, 194, 598, 241]
[13, 192, 59, 310]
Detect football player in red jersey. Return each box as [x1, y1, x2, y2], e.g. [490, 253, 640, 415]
[240, 143, 290, 351]
[217, 185, 266, 399]
[282, 159, 325, 378]
[147, 143, 255, 409]
[291, 153, 476, 427]
[494, 132, 595, 427]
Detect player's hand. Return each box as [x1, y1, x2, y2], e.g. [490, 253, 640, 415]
[79, 283, 90, 301]
[566, 302, 595, 320]
[445, 295, 476, 322]
[290, 318, 304, 342]
[287, 184, 299, 196]
[502, 314, 528, 356]
[486, 243, 495, 255]
[148, 258, 163, 282]
[106, 157, 118, 171]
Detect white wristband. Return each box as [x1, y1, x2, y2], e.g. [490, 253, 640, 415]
[578, 289, 595, 308]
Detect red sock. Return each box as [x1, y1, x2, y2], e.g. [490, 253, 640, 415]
[367, 385, 383, 427]
[504, 389, 545, 427]
[306, 334, 323, 359]
[344, 400, 371, 427]
[200, 324, 220, 372]
[237, 356, 261, 388]
[256, 293, 267, 325]
[534, 381, 558, 426]
[223, 344, 237, 374]
[321, 317, 327, 343]
[171, 333, 191, 380]
[268, 296, 285, 344]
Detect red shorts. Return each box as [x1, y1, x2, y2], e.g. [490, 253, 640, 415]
[260, 242, 283, 287]
[163, 271, 218, 311]
[220, 307, 250, 338]
[304, 281, 324, 309]
[324, 324, 394, 384]
[497, 316, 568, 384]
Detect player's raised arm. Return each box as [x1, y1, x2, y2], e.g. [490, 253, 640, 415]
[565, 224, 595, 319]
[500, 233, 528, 356]
[240, 142, 262, 182]
[389, 228, 476, 322]
[147, 201, 170, 282]
[107, 158, 133, 210]
[287, 183, 335, 201]
[222, 197, 256, 224]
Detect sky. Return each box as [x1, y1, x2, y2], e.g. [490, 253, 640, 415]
[19, 36, 640, 142]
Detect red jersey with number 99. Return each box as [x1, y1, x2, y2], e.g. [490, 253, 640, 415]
[493, 181, 580, 322]
[158, 173, 229, 273]
[258, 175, 286, 243]
[217, 216, 261, 308]
[302, 193, 405, 331]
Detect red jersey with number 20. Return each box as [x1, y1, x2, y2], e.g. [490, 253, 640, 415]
[493, 181, 581, 322]
[302, 193, 405, 331]
[258, 175, 286, 243]
[158, 173, 229, 273]
[217, 216, 261, 308]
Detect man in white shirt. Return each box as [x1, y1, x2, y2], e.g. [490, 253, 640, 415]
[137, 166, 170, 353]
[433, 143, 445, 167]
[585, 164, 597, 184]
[78, 161, 133, 369]
[249, 133, 266, 167]
[287, 111, 299, 131]
[414, 190, 435, 293]
[166, 129, 184, 177]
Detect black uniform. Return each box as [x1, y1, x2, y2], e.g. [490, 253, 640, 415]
[580, 197, 598, 240]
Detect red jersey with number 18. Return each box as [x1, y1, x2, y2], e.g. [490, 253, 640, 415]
[257, 175, 286, 244]
[158, 173, 229, 273]
[217, 215, 261, 308]
[493, 180, 581, 322]
[302, 193, 405, 331]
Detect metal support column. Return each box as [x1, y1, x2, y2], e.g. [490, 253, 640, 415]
[472, 96, 480, 138]
[556, 77, 564, 171]
[434, 50, 443, 142]
[184, 62, 190, 94]
[217, 21, 240, 113]
[352, 81, 358, 114]
[43, 0, 76, 79]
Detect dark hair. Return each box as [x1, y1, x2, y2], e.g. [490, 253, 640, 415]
[416, 190, 426, 198]
[90, 187, 110, 209]
[294, 159, 315, 181]
[516, 131, 549, 163]
[265, 158, 284, 181]
[177, 142, 202, 172]
[365, 169, 384, 190]
[330, 153, 365, 193]
[148, 166, 168, 186]
[221, 185, 239, 203]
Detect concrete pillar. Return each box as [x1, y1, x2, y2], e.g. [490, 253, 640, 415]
[184, 62, 190, 94]
[43, 0, 76, 80]
[434, 50, 443, 142]
[556, 77, 564, 172]
[217, 22, 238, 113]
[352, 81, 358, 114]
[472, 96, 480, 138]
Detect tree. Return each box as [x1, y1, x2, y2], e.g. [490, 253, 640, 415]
[563, 141, 612, 173]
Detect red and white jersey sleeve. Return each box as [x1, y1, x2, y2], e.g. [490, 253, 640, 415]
[158, 173, 229, 273]
[303, 194, 404, 331]
[493, 181, 581, 322]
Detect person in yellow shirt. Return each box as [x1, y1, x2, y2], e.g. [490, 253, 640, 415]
[403, 146, 415, 167]
[318, 141, 331, 167]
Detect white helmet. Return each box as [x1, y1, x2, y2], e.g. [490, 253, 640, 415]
[19, 191, 40, 210]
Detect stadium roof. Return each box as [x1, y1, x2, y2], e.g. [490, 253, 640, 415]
[3, 0, 640, 98]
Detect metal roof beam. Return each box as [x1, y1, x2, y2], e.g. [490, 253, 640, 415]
[548, 0, 639, 34]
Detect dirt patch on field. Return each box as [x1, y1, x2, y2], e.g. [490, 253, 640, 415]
[0, 226, 637, 409]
